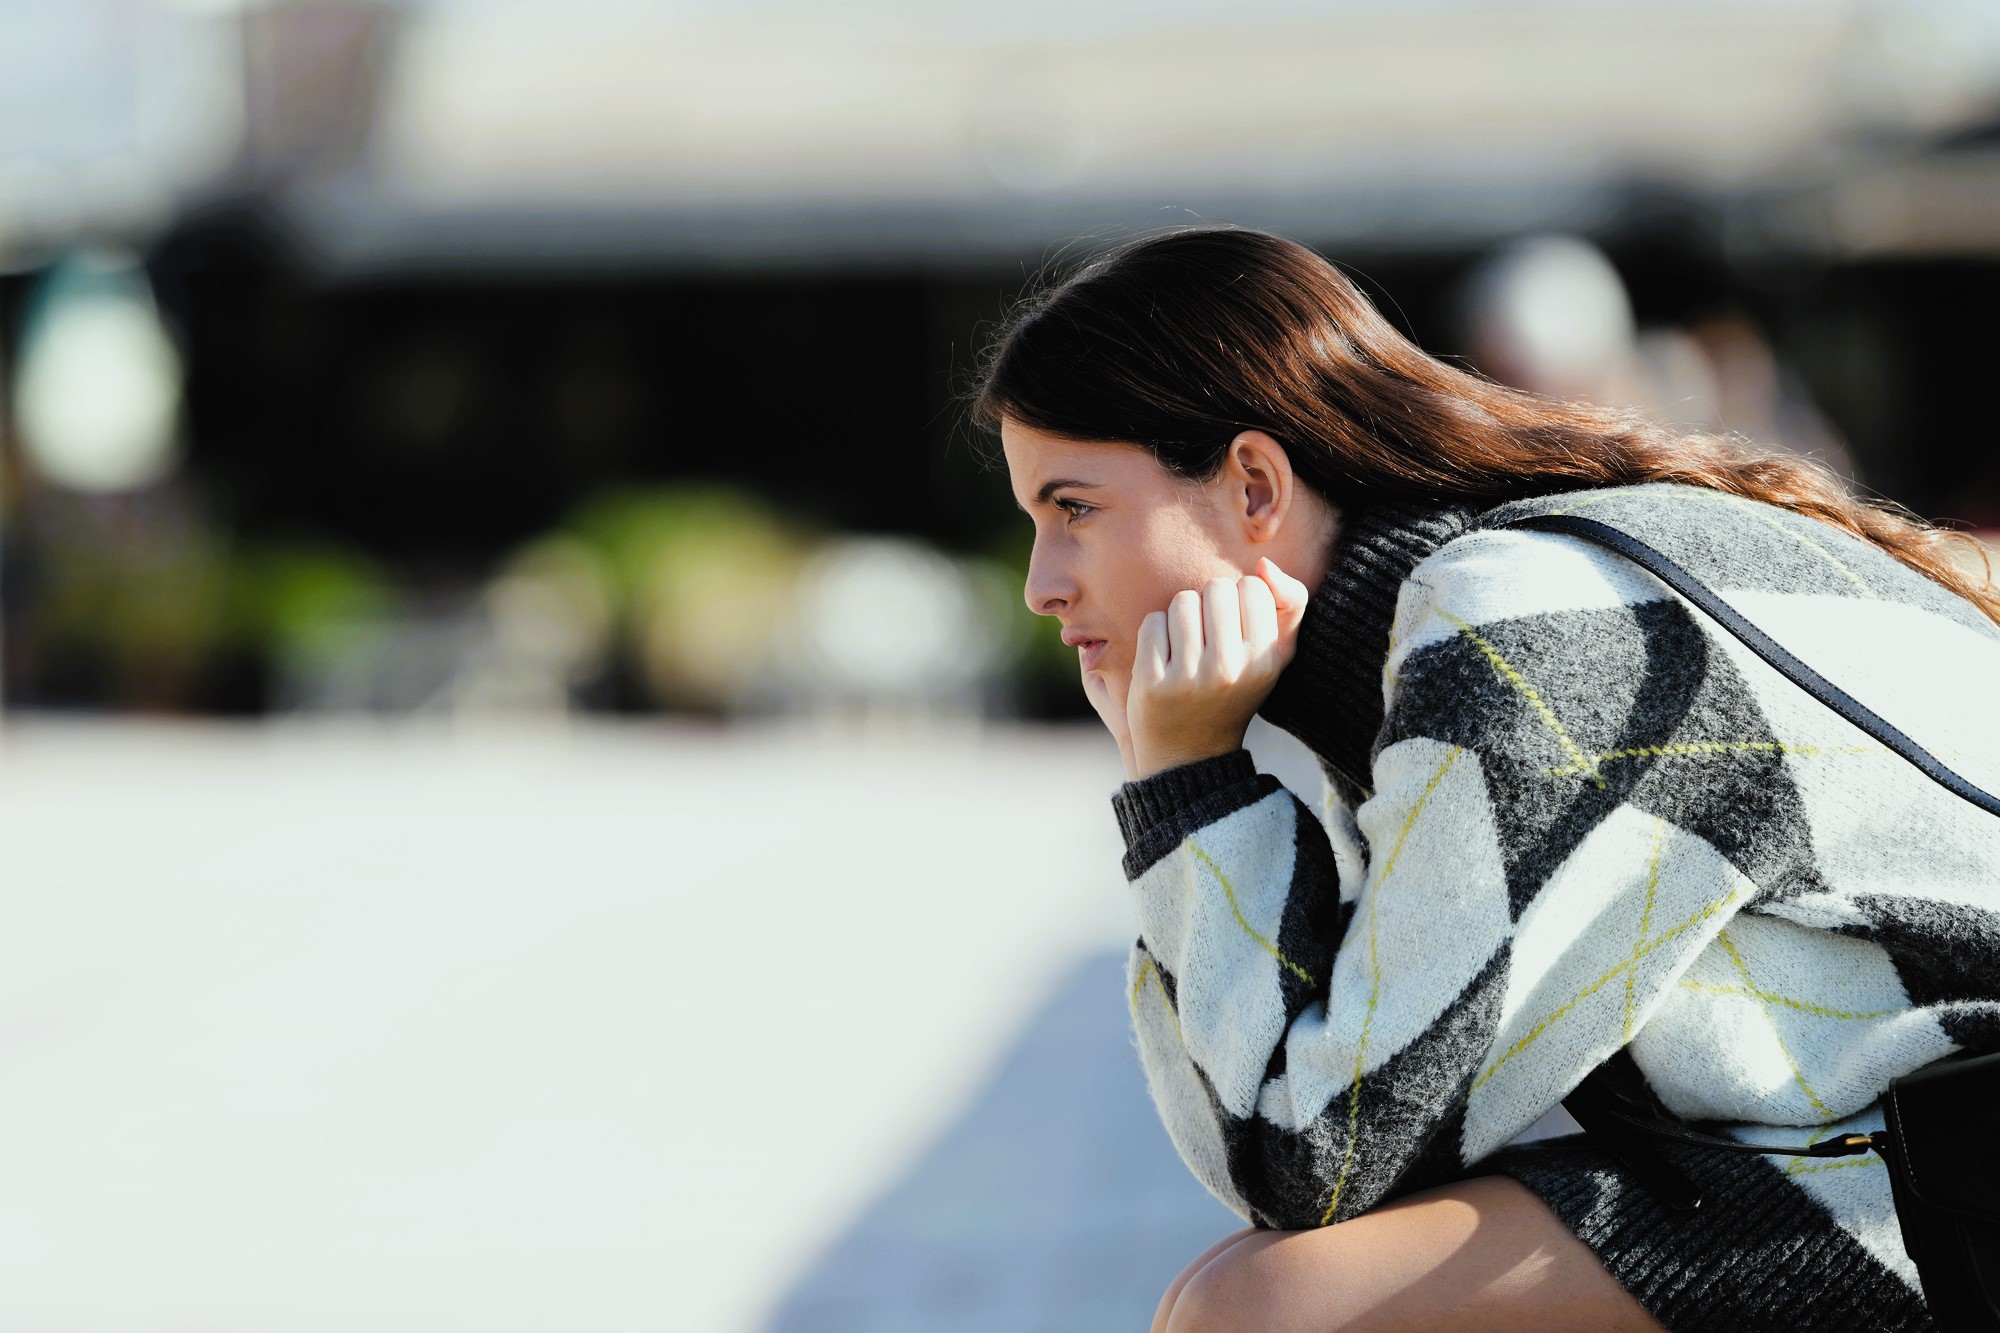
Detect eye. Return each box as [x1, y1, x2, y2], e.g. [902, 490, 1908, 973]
[1053, 498, 1094, 526]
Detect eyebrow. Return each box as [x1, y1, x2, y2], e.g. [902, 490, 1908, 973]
[1016, 478, 1103, 514]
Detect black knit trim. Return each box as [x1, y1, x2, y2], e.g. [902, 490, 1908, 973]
[1486, 1136, 1933, 1332]
[1113, 749, 1259, 844]
[1111, 751, 1279, 880]
[1257, 499, 1483, 799]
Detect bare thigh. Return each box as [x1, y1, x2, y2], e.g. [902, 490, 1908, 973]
[1155, 1175, 1665, 1333]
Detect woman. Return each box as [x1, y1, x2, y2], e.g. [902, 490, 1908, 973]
[972, 226, 2000, 1332]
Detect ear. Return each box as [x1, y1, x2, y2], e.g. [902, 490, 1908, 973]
[1221, 429, 1296, 541]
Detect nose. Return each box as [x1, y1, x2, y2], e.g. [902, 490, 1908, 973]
[1022, 538, 1073, 617]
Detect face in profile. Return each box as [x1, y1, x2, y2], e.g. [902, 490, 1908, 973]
[1001, 418, 1256, 709]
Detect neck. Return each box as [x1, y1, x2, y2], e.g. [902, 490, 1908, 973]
[1259, 492, 1341, 595]
[1256, 497, 1483, 803]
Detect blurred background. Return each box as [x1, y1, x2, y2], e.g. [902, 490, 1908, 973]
[2, 0, 1998, 1329]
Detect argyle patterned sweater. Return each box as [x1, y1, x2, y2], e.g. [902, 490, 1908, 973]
[1112, 481, 2000, 1331]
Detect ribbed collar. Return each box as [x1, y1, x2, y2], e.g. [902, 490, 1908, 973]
[1256, 498, 1483, 801]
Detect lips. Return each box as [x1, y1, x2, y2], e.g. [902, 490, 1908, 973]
[1061, 629, 1108, 671]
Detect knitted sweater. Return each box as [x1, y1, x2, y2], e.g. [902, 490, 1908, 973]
[1110, 481, 2000, 1328]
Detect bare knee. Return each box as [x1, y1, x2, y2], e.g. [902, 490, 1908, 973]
[1152, 1227, 1260, 1333]
[1162, 1231, 1303, 1333]
[1156, 1178, 1663, 1333]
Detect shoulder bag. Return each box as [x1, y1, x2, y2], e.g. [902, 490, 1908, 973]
[1499, 510, 2000, 1333]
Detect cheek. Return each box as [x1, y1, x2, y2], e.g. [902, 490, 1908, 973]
[1098, 561, 1199, 668]
[1086, 505, 1228, 661]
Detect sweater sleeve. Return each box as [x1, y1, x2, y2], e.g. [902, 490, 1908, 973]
[1112, 528, 1771, 1230]
[1113, 736, 1512, 1230]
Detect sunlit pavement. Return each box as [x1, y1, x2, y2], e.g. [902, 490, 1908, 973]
[0, 714, 1259, 1332]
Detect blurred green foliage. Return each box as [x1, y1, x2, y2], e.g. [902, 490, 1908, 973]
[13, 477, 1089, 716]
[20, 502, 401, 710]
[231, 540, 400, 670]
[560, 482, 813, 711]
[32, 520, 235, 707]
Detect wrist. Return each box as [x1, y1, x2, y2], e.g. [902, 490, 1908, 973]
[1131, 733, 1249, 781]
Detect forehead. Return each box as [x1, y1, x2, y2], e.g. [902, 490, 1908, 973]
[1000, 419, 1153, 496]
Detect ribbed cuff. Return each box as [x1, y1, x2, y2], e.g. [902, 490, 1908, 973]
[1111, 749, 1259, 847]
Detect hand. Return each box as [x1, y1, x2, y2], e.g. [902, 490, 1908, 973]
[1080, 653, 1139, 782]
[1125, 557, 1311, 781]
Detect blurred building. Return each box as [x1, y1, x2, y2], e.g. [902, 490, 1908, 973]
[3, 0, 1999, 715]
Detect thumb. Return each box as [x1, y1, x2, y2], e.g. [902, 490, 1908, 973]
[1080, 657, 1130, 721]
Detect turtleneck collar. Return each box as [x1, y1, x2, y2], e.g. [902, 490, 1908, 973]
[1256, 498, 1483, 802]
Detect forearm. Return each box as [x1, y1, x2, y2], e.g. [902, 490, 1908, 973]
[1113, 752, 1359, 1226]
[1111, 742, 1515, 1229]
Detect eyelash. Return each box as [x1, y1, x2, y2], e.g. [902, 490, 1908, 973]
[1053, 498, 1093, 526]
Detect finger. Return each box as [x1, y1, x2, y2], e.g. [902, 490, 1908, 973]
[1255, 556, 1311, 606]
[1239, 573, 1279, 648]
[1165, 589, 1203, 674]
[1135, 611, 1169, 685]
[1202, 577, 1242, 661]
[1257, 557, 1312, 621]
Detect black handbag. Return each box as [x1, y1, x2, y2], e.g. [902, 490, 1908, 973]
[1499, 510, 2000, 1332]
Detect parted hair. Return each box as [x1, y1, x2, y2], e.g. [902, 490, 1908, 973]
[971, 225, 2000, 627]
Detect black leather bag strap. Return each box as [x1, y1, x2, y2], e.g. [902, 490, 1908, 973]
[1504, 512, 2000, 820]
[1504, 510, 2000, 1324]
[1564, 1076, 1879, 1160]
[1496, 509, 2000, 1193]
[1559, 1050, 1879, 1213]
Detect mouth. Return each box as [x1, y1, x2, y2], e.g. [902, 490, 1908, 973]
[1065, 636, 1108, 671]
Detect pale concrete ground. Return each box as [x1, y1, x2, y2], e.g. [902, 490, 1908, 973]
[0, 713, 1237, 1332]
[0, 713, 1574, 1332]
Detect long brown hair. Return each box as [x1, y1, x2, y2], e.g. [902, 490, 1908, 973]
[971, 225, 2000, 627]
